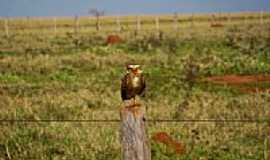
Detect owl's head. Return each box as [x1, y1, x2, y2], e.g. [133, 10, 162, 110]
[126, 64, 142, 74]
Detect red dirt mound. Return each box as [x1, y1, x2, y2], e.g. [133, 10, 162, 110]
[106, 35, 122, 45]
[205, 74, 270, 85]
[152, 132, 185, 155]
[204, 74, 270, 93]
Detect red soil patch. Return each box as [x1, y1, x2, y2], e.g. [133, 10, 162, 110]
[205, 74, 270, 85]
[106, 35, 122, 45]
[152, 132, 185, 155]
[210, 23, 224, 28]
[204, 74, 270, 93]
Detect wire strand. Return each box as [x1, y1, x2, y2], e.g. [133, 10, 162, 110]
[0, 119, 268, 123]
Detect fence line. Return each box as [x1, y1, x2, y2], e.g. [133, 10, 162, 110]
[0, 119, 269, 123]
[2, 12, 269, 36]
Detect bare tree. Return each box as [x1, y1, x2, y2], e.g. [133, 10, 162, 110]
[89, 8, 105, 31]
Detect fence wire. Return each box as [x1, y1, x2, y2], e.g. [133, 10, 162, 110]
[0, 119, 269, 123]
[0, 119, 269, 159]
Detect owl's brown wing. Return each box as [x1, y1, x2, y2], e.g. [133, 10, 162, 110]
[138, 74, 146, 97]
[121, 74, 129, 101]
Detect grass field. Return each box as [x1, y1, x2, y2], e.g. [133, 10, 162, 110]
[0, 12, 270, 159]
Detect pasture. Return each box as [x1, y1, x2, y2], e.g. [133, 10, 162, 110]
[0, 12, 270, 159]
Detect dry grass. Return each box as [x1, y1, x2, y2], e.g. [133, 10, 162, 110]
[0, 12, 270, 159]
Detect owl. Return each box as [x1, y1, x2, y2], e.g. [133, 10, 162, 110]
[121, 64, 146, 104]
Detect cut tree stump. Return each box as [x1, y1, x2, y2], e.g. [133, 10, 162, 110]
[120, 100, 151, 160]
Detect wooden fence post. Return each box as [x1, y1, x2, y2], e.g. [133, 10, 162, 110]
[116, 16, 121, 32]
[265, 137, 268, 160]
[190, 13, 194, 27]
[27, 16, 32, 29]
[4, 18, 9, 37]
[120, 100, 151, 160]
[155, 16, 159, 31]
[173, 12, 178, 30]
[74, 15, 79, 34]
[244, 12, 248, 25]
[260, 11, 264, 25]
[227, 13, 231, 24]
[218, 12, 222, 23]
[155, 16, 160, 37]
[54, 17, 57, 35]
[136, 16, 141, 32]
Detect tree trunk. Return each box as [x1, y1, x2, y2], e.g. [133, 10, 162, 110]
[120, 100, 151, 160]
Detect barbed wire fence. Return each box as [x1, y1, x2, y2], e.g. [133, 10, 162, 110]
[0, 11, 270, 159]
[1, 12, 269, 37]
[0, 117, 269, 159]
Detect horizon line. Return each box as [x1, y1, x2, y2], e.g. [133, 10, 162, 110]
[1, 11, 269, 19]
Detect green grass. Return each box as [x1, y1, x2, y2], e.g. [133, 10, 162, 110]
[0, 14, 270, 159]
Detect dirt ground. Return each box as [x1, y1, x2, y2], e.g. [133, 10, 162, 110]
[204, 74, 270, 93]
[152, 132, 185, 155]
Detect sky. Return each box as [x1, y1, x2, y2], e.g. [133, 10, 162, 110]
[0, 0, 270, 17]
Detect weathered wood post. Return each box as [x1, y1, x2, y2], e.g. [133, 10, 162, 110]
[227, 13, 231, 24]
[136, 16, 141, 32]
[53, 17, 57, 36]
[155, 16, 160, 38]
[155, 16, 159, 32]
[74, 15, 79, 35]
[190, 13, 194, 27]
[260, 11, 264, 25]
[244, 12, 248, 25]
[116, 16, 121, 32]
[4, 18, 9, 37]
[27, 16, 32, 29]
[120, 100, 151, 160]
[210, 14, 214, 26]
[218, 12, 222, 23]
[173, 12, 179, 31]
[265, 137, 268, 160]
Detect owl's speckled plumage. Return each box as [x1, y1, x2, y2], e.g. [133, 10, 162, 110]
[121, 65, 145, 101]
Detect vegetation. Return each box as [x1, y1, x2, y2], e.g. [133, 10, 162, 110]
[0, 13, 269, 159]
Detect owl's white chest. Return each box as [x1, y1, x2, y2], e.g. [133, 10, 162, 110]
[132, 76, 140, 88]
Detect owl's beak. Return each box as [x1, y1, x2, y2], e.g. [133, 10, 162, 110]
[132, 69, 142, 75]
[132, 69, 137, 75]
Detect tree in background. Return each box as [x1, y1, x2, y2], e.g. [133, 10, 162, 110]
[89, 8, 105, 31]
